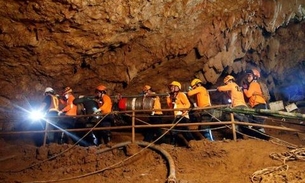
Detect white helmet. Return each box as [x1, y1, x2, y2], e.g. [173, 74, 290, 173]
[44, 87, 54, 94]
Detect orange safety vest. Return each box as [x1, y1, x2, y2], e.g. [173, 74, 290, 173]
[60, 94, 77, 116]
[98, 94, 112, 115]
[48, 94, 59, 112]
[167, 92, 191, 117]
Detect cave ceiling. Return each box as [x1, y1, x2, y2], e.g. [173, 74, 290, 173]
[1, 0, 305, 122]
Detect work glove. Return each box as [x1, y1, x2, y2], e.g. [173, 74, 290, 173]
[242, 84, 248, 90]
[94, 109, 101, 114]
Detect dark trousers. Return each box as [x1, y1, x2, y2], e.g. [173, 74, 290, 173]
[57, 116, 76, 144]
[45, 111, 59, 143]
[249, 103, 267, 132]
[143, 115, 163, 143]
[95, 114, 113, 145]
[171, 116, 195, 145]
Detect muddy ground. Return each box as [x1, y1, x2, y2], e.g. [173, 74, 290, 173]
[1, 117, 305, 183]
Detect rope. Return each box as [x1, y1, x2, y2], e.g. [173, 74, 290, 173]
[251, 164, 288, 183]
[251, 148, 305, 183]
[24, 111, 187, 183]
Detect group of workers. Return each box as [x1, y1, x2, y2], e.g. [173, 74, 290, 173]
[37, 68, 268, 147]
[39, 85, 112, 145]
[142, 68, 268, 146]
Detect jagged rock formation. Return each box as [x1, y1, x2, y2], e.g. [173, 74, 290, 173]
[0, 0, 305, 127]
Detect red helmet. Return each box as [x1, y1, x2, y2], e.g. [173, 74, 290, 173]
[251, 69, 261, 78]
[96, 85, 106, 92]
[62, 87, 72, 95]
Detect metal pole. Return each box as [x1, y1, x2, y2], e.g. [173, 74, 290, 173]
[111, 89, 218, 98]
[43, 121, 48, 146]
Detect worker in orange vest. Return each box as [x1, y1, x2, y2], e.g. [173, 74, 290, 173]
[94, 84, 113, 145]
[243, 69, 267, 133]
[187, 78, 214, 141]
[217, 75, 249, 131]
[167, 81, 195, 147]
[142, 85, 164, 143]
[57, 86, 77, 144]
[39, 87, 59, 144]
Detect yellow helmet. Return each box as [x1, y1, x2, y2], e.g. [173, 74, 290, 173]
[143, 85, 151, 92]
[223, 75, 235, 84]
[169, 81, 181, 90]
[191, 79, 202, 87]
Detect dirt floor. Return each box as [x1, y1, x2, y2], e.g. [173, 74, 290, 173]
[1, 118, 305, 183]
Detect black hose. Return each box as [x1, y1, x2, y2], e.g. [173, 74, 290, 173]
[96, 141, 177, 183]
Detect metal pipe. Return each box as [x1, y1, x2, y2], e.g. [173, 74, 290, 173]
[0, 120, 301, 135]
[111, 89, 217, 98]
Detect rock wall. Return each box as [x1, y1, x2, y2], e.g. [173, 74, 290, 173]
[0, 0, 305, 126]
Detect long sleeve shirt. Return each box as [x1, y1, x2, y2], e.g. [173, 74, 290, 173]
[217, 82, 247, 108]
[60, 94, 77, 116]
[187, 86, 211, 107]
[166, 92, 191, 117]
[98, 94, 112, 114]
[243, 81, 266, 108]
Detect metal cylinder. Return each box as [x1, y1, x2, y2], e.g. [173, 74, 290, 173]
[118, 97, 155, 111]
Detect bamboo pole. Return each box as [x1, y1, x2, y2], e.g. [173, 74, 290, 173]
[221, 107, 305, 120]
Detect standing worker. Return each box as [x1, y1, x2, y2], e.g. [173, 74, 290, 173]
[58, 86, 77, 144]
[187, 79, 214, 141]
[94, 84, 113, 145]
[217, 75, 249, 129]
[39, 87, 59, 144]
[142, 85, 164, 143]
[166, 81, 195, 147]
[243, 69, 267, 133]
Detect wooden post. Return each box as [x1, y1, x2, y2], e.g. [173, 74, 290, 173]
[131, 111, 135, 143]
[230, 113, 237, 141]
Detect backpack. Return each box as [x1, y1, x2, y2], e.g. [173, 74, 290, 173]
[257, 80, 271, 102]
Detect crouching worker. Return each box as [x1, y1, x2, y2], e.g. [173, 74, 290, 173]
[94, 84, 113, 145]
[187, 79, 214, 141]
[167, 81, 195, 147]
